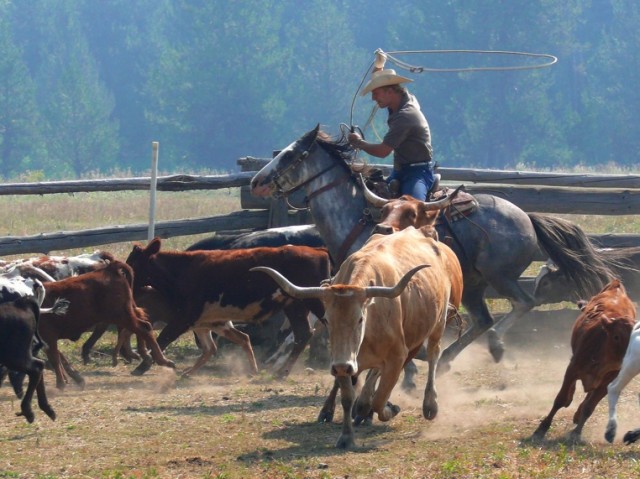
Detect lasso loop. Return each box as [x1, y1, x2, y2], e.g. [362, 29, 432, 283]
[349, 49, 558, 130]
[385, 49, 558, 74]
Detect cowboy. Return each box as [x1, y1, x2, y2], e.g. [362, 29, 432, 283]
[348, 50, 434, 201]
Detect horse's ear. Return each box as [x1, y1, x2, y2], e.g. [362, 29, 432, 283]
[300, 125, 320, 148]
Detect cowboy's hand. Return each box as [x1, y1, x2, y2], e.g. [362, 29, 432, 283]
[348, 133, 363, 148]
[374, 48, 387, 69]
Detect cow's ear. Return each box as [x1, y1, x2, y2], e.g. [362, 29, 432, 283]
[147, 237, 162, 255]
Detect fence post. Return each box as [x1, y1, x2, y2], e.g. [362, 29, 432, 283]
[148, 142, 159, 241]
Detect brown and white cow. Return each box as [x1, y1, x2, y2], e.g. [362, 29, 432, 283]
[253, 226, 463, 449]
[0, 251, 114, 281]
[115, 287, 259, 376]
[125, 238, 330, 377]
[39, 260, 175, 389]
[532, 279, 636, 442]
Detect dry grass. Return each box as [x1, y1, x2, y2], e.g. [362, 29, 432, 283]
[0, 188, 241, 261]
[2, 186, 640, 478]
[3, 320, 640, 479]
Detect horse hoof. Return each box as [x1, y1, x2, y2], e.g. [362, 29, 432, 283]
[624, 429, 640, 445]
[401, 379, 417, 392]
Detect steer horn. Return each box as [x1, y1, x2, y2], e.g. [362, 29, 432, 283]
[419, 184, 465, 210]
[361, 174, 465, 211]
[365, 264, 430, 298]
[361, 174, 389, 208]
[251, 266, 326, 299]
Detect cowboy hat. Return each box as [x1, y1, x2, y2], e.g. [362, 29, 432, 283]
[360, 69, 413, 96]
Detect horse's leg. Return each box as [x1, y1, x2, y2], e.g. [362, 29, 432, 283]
[439, 284, 493, 373]
[606, 358, 640, 442]
[272, 303, 312, 377]
[485, 277, 537, 362]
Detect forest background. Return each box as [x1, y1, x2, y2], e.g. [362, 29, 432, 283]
[0, 0, 637, 179]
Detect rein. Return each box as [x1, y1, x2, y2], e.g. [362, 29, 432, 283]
[273, 140, 376, 265]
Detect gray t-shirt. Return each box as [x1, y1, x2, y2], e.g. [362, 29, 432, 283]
[383, 94, 432, 169]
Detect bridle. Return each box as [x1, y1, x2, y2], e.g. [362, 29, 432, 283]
[268, 138, 377, 265]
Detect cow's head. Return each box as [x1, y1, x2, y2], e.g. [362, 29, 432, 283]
[126, 238, 163, 291]
[251, 264, 428, 377]
[362, 179, 461, 236]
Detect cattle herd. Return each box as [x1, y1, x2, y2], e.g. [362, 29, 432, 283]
[3, 201, 640, 450]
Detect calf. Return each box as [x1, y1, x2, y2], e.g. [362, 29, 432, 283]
[39, 260, 175, 389]
[532, 280, 636, 442]
[253, 226, 463, 449]
[125, 238, 330, 377]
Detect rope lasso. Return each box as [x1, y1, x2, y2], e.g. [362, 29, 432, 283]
[348, 49, 558, 130]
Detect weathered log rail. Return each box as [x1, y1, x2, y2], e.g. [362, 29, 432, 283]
[0, 158, 637, 256]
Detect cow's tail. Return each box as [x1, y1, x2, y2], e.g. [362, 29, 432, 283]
[529, 212, 614, 299]
[117, 262, 135, 289]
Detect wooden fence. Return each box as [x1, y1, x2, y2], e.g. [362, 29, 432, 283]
[1, 158, 639, 257]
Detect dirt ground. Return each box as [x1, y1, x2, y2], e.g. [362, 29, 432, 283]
[2, 311, 640, 479]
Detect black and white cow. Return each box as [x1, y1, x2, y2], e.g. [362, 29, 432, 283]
[0, 268, 67, 422]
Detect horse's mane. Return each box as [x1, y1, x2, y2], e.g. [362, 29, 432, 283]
[315, 129, 357, 165]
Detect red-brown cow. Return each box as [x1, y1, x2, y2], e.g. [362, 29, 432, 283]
[39, 260, 175, 389]
[532, 279, 636, 442]
[125, 238, 330, 377]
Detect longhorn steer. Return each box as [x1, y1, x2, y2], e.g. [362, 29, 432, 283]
[253, 226, 463, 449]
[532, 279, 636, 442]
[125, 238, 330, 377]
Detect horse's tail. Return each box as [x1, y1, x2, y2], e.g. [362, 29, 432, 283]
[529, 213, 615, 299]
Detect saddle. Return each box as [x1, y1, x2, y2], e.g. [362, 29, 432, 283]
[363, 170, 479, 222]
[431, 186, 478, 224]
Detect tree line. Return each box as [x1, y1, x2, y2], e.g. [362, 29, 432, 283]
[0, 0, 637, 179]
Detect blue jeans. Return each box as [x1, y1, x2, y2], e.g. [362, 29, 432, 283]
[387, 163, 434, 201]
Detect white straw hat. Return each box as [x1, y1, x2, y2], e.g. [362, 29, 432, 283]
[360, 69, 413, 96]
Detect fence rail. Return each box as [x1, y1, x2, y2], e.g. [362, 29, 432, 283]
[0, 158, 638, 255]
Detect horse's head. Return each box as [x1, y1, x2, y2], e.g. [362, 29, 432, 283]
[250, 125, 354, 199]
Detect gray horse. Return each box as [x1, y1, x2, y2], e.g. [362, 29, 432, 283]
[250, 125, 616, 372]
